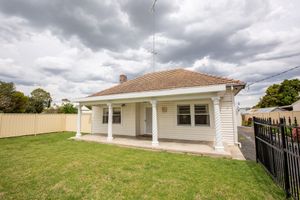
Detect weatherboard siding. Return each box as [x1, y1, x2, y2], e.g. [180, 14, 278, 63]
[156, 100, 216, 141]
[91, 104, 136, 136]
[220, 89, 235, 145]
[135, 103, 141, 136]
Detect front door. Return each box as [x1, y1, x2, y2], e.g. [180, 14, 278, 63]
[145, 107, 152, 134]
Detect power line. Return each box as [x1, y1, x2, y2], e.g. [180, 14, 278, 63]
[247, 65, 300, 88]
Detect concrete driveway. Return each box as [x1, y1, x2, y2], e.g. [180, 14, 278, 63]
[238, 126, 256, 161]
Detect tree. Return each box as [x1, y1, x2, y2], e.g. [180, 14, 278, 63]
[43, 106, 61, 114]
[11, 91, 29, 113]
[27, 88, 52, 113]
[0, 81, 28, 113]
[256, 79, 300, 108]
[31, 88, 52, 108]
[59, 103, 77, 114]
[43, 103, 78, 114]
[0, 81, 14, 112]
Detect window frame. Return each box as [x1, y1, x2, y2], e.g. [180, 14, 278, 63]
[177, 104, 192, 126]
[112, 107, 121, 124]
[102, 108, 108, 124]
[102, 107, 122, 124]
[194, 104, 210, 126]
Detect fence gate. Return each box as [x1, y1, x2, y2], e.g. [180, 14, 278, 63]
[254, 117, 300, 199]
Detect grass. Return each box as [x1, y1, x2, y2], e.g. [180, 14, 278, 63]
[0, 132, 285, 200]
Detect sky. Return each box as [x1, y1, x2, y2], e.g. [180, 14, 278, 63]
[0, 0, 300, 107]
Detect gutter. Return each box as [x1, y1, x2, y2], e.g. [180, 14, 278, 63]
[226, 83, 246, 96]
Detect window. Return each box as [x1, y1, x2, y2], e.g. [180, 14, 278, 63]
[102, 107, 121, 124]
[194, 105, 210, 125]
[113, 108, 121, 124]
[102, 108, 108, 124]
[177, 105, 191, 125]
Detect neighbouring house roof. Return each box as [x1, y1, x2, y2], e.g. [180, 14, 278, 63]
[249, 107, 285, 113]
[280, 99, 300, 111]
[238, 107, 252, 114]
[90, 69, 245, 97]
[292, 99, 300, 106]
[81, 105, 92, 113]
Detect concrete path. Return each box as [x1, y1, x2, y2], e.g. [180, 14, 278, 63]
[71, 134, 245, 160]
[238, 126, 256, 161]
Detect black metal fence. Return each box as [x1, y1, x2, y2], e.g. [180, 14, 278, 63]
[254, 117, 300, 199]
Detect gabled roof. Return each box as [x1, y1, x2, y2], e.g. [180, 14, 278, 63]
[90, 68, 245, 97]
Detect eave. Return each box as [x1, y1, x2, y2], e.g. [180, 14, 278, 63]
[73, 84, 227, 103]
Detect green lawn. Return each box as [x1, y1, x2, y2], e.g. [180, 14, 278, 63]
[0, 132, 285, 200]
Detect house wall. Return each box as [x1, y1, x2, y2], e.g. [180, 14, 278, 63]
[220, 89, 236, 145]
[91, 103, 136, 136]
[157, 100, 216, 142]
[293, 100, 300, 111]
[135, 103, 141, 135]
[91, 89, 236, 145]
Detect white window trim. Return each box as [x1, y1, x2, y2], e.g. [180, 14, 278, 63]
[144, 105, 152, 134]
[176, 102, 213, 128]
[102, 106, 122, 125]
[113, 107, 122, 125]
[102, 107, 108, 124]
[194, 104, 210, 127]
[177, 104, 192, 126]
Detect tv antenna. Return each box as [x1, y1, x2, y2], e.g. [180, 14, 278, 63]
[151, 0, 158, 72]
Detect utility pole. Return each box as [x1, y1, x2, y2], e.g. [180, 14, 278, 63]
[151, 0, 158, 72]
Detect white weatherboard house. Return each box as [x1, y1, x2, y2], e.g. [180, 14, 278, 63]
[75, 69, 245, 151]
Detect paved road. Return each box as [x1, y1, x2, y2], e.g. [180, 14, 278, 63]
[238, 126, 256, 161]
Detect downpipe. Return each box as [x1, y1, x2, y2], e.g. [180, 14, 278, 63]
[231, 85, 241, 148]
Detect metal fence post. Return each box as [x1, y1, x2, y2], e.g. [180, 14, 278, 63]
[253, 117, 259, 163]
[280, 118, 291, 198]
[268, 117, 276, 177]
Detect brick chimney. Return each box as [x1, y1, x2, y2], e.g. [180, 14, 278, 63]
[119, 74, 127, 84]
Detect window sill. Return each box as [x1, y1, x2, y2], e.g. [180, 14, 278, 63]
[177, 124, 192, 126]
[195, 124, 210, 127]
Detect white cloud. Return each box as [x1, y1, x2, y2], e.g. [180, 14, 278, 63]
[0, 0, 299, 107]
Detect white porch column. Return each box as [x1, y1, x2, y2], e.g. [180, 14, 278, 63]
[211, 97, 224, 151]
[76, 104, 82, 138]
[107, 103, 113, 141]
[150, 100, 159, 146]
